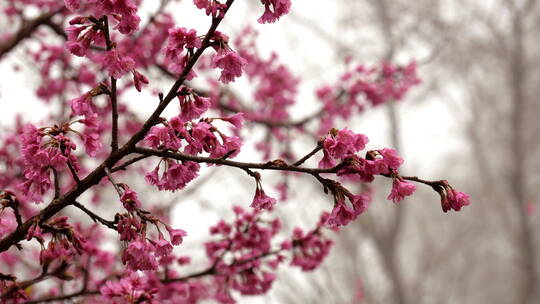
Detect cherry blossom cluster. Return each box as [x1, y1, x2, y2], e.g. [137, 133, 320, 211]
[234, 27, 299, 125]
[143, 89, 243, 192]
[65, 0, 141, 35]
[318, 128, 469, 217]
[19, 123, 81, 202]
[315, 60, 421, 134]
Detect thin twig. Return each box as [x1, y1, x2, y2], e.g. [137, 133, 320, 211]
[71, 201, 117, 230]
[104, 167, 123, 196]
[133, 147, 344, 175]
[102, 16, 119, 152]
[66, 160, 81, 185]
[25, 289, 100, 304]
[111, 154, 150, 172]
[52, 168, 60, 199]
[0, 9, 64, 58]
[292, 143, 324, 167]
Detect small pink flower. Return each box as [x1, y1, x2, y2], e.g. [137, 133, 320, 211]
[165, 27, 201, 61]
[251, 187, 276, 211]
[179, 94, 210, 121]
[442, 189, 470, 212]
[221, 113, 245, 129]
[122, 238, 158, 271]
[132, 70, 149, 92]
[102, 49, 135, 79]
[167, 227, 187, 245]
[291, 227, 333, 271]
[66, 41, 86, 57]
[120, 188, 141, 211]
[64, 0, 80, 11]
[212, 49, 247, 83]
[193, 0, 227, 16]
[145, 166, 160, 186]
[80, 113, 99, 129]
[318, 150, 337, 169]
[257, 0, 292, 24]
[155, 237, 173, 257]
[26, 223, 43, 242]
[70, 93, 94, 117]
[143, 126, 182, 150]
[209, 134, 241, 159]
[326, 203, 356, 227]
[117, 216, 140, 242]
[184, 122, 217, 155]
[350, 193, 370, 214]
[379, 148, 404, 171]
[65, 21, 100, 57]
[387, 179, 416, 203]
[115, 12, 141, 35]
[82, 132, 102, 157]
[323, 128, 369, 160]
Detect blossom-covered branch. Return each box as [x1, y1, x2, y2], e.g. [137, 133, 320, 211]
[0, 0, 469, 303]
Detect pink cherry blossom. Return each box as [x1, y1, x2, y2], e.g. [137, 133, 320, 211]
[251, 187, 277, 210]
[82, 131, 102, 157]
[155, 237, 173, 257]
[193, 0, 228, 17]
[115, 12, 141, 35]
[387, 179, 416, 203]
[167, 227, 188, 245]
[122, 238, 158, 271]
[379, 148, 404, 172]
[117, 215, 141, 242]
[291, 227, 333, 271]
[221, 113, 245, 129]
[442, 189, 471, 212]
[144, 125, 183, 150]
[179, 94, 210, 121]
[258, 0, 292, 24]
[212, 49, 247, 83]
[132, 70, 149, 92]
[120, 187, 141, 211]
[323, 128, 369, 159]
[70, 93, 94, 117]
[102, 49, 135, 79]
[165, 27, 201, 62]
[326, 202, 356, 227]
[64, 0, 80, 12]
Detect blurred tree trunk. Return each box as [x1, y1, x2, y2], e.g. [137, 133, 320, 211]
[367, 1, 407, 304]
[508, 3, 537, 303]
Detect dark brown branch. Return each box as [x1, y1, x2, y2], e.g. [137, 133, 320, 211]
[163, 248, 285, 284]
[66, 159, 81, 184]
[1, 262, 71, 300]
[71, 201, 117, 230]
[102, 16, 119, 152]
[25, 290, 100, 304]
[1, 192, 23, 226]
[292, 143, 323, 167]
[52, 168, 60, 199]
[0, 9, 63, 59]
[104, 167, 123, 196]
[400, 175, 446, 189]
[111, 154, 151, 172]
[133, 146, 342, 175]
